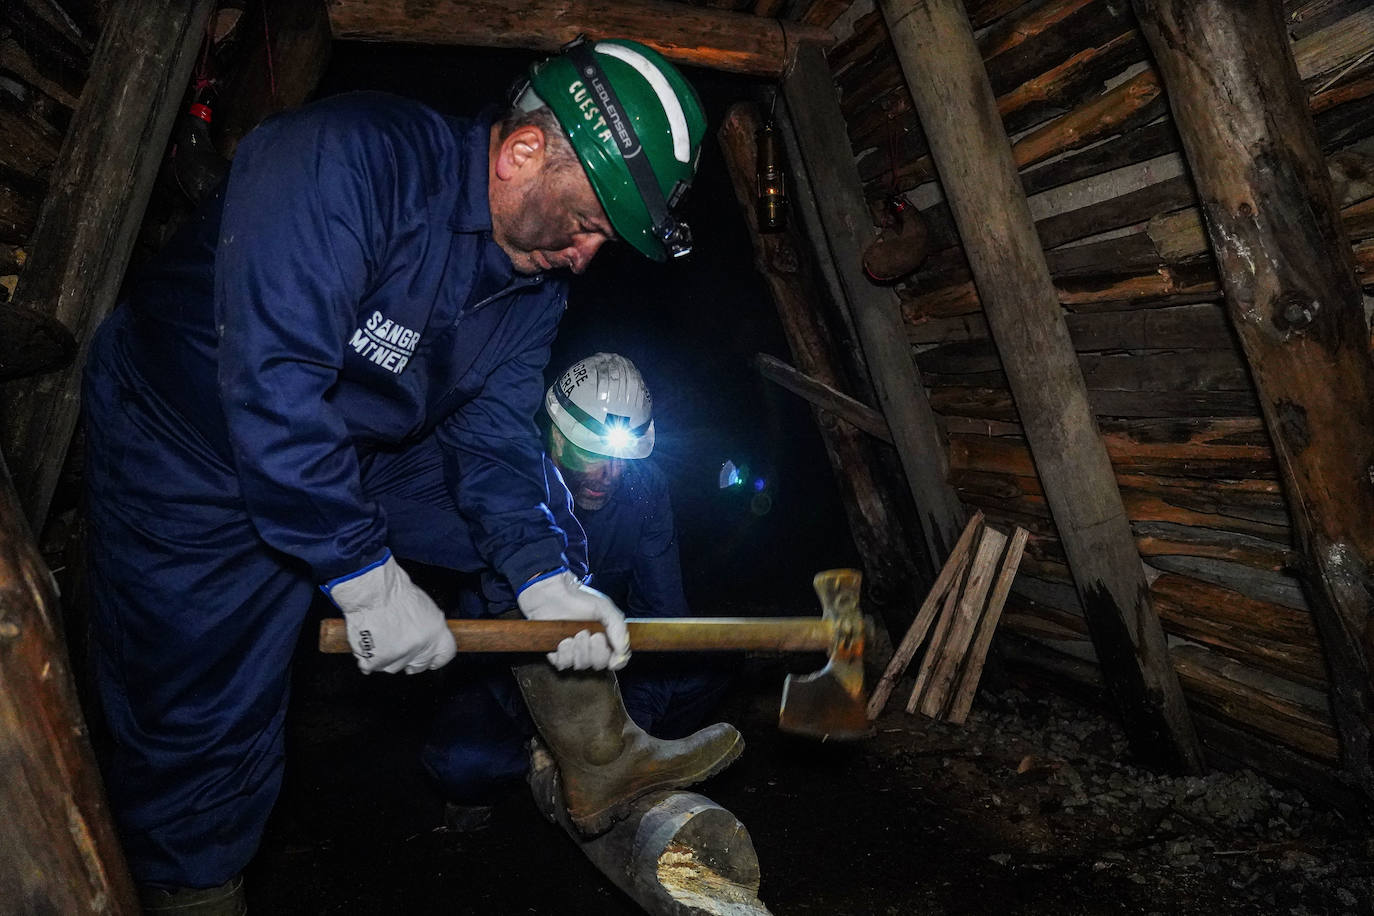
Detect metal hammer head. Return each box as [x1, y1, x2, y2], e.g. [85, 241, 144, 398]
[779, 569, 875, 741]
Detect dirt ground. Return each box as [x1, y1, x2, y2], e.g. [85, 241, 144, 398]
[247, 609, 1374, 916]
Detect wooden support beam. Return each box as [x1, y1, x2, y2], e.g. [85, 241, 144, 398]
[751, 353, 891, 444]
[719, 103, 928, 630]
[880, 0, 1203, 773]
[780, 42, 967, 563]
[0, 0, 215, 530]
[0, 453, 138, 913]
[326, 0, 833, 78]
[1133, 0, 1374, 797]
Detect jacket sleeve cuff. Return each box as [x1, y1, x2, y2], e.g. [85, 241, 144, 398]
[321, 548, 392, 593]
[500, 538, 568, 595]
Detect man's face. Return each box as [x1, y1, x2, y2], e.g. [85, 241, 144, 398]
[490, 129, 616, 276]
[554, 438, 627, 511]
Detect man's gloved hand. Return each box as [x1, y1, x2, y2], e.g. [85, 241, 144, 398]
[517, 568, 630, 671]
[323, 551, 457, 675]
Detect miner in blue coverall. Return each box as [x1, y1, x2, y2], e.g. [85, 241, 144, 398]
[422, 353, 731, 824]
[81, 39, 742, 915]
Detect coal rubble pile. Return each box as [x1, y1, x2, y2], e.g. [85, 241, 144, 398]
[931, 688, 1373, 915]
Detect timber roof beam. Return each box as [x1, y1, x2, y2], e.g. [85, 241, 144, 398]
[326, 0, 834, 78]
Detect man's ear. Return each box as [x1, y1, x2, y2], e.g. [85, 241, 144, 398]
[494, 125, 546, 182]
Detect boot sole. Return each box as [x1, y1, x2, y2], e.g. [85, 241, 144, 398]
[570, 731, 745, 837]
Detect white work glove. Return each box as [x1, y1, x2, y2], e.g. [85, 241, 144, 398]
[517, 569, 630, 671]
[323, 551, 457, 675]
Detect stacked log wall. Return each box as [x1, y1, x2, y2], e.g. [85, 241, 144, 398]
[827, 0, 1374, 782]
[0, 2, 95, 301]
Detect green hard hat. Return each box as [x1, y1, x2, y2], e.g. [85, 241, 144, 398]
[522, 38, 707, 261]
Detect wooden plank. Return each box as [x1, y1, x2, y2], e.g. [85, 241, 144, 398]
[0, 106, 63, 183]
[905, 550, 970, 713]
[909, 302, 1235, 349]
[1192, 711, 1356, 809]
[718, 104, 930, 639]
[0, 184, 40, 245]
[1135, 0, 1374, 796]
[1151, 572, 1328, 688]
[1147, 556, 1310, 611]
[1172, 644, 1340, 762]
[883, 0, 1203, 772]
[867, 511, 984, 719]
[0, 37, 83, 109]
[918, 525, 1008, 717]
[752, 353, 892, 444]
[0, 0, 215, 530]
[781, 42, 968, 562]
[326, 0, 833, 78]
[947, 526, 1030, 723]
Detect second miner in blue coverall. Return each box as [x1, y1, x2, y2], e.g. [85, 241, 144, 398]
[81, 40, 742, 907]
[424, 354, 731, 808]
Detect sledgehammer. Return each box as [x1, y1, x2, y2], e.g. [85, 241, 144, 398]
[319, 568, 874, 741]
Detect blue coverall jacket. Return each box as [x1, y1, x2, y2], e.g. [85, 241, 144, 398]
[82, 92, 578, 887]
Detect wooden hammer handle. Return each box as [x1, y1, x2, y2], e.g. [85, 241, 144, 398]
[318, 617, 834, 655]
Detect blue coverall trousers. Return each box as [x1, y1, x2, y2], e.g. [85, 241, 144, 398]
[84, 312, 503, 889]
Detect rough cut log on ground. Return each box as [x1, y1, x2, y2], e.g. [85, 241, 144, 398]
[528, 750, 770, 916]
[0, 453, 138, 913]
[719, 103, 929, 627]
[782, 42, 968, 564]
[327, 0, 832, 78]
[883, 0, 1202, 773]
[0, 0, 216, 531]
[1135, 0, 1374, 797]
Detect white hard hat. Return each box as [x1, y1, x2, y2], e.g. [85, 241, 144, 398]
[546, 353, 656, 459]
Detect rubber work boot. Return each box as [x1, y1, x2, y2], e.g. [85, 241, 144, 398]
[139, 875, 247, 915]
[514, 663, 743, 836]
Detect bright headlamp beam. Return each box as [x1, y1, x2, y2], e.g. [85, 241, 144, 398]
[604, 426, 635, 453]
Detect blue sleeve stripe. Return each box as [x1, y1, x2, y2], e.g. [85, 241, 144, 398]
[517, 565, 568, 595]
[321, 548, 393, 593]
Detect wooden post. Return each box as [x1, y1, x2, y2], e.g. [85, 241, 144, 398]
[0, 452, 138, 914]
[780, 43, 968, 567]
[1133, 0, 1374, 796]
[719, 102, 932, 628]
[0, 0, 215, 530]
[879, 0, 1204, 772]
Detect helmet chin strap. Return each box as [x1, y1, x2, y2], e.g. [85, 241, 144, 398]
[563, 37, 693, 258]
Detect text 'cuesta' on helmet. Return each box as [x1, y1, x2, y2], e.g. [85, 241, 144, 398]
[515, 36, 707, 262]
[546, 352, 655, 459]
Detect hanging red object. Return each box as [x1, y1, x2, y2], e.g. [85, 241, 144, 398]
[862, 193, 929, 284]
